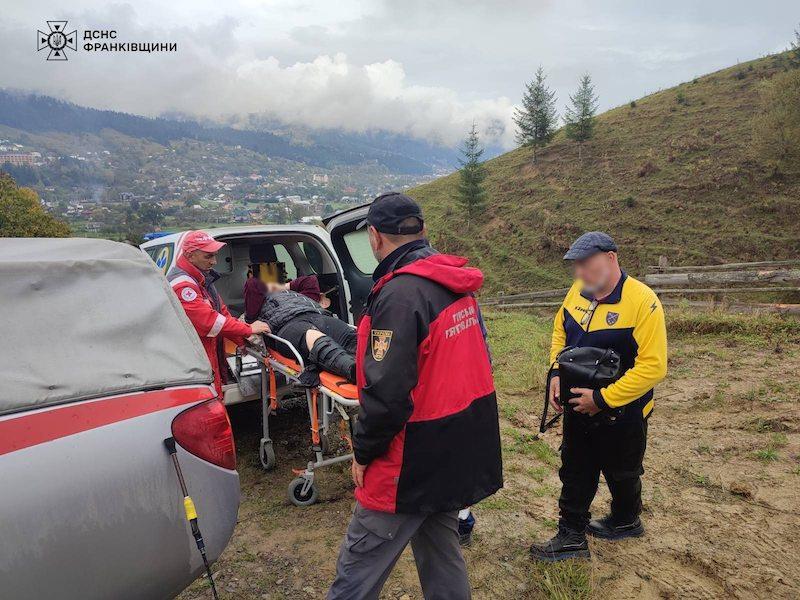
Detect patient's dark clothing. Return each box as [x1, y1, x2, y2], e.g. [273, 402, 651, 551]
[276, 312, 357, 357]
[247, 276, 357, 381]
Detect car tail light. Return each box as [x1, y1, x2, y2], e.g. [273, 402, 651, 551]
[172, 399, 236, 470]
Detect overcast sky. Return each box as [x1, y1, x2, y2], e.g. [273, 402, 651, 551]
[1, 1, 797, 148]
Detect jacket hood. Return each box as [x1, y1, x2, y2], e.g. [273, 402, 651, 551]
[375, 254, 484, 294]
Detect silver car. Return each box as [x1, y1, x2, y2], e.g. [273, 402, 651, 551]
[0, 238, 240, 599]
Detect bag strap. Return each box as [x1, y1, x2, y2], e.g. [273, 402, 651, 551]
[539, 361, 562, 433]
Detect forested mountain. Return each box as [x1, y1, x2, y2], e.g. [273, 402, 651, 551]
[0, 90, 459, 174]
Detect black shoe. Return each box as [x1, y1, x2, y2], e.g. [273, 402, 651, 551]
[458, 512, 475, 547]
[587, 515, 644, 540]
[529, 527, 590, 562]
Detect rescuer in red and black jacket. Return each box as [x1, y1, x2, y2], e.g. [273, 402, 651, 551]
[353, 240, 503, 513]
[329, 193, 503, 600]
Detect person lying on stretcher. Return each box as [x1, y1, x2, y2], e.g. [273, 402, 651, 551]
[243, 273, 356, 383]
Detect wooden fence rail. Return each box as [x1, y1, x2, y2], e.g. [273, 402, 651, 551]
[643, 269, 800, 287]
[647, 259, 800, 273]
[482, 259, 800, 315]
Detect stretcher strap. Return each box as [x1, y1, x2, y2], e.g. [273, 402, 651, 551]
[310, 388, 321, 446]
[268, 363, 278, 411]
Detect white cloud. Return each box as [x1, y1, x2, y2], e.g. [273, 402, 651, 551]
[228, 54, 515, 146]
[0, 6, 515, 147]
[1, 0, 797, 150]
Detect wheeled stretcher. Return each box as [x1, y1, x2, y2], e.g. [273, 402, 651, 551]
[241, 333, 359, 506]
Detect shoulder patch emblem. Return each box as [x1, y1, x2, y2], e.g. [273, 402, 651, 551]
[181, 287, 198, 302]
[606, 311, 619, 326]
[371, 329, 393, 361]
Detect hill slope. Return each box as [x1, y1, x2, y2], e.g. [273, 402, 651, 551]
[411, 53, 800, 294]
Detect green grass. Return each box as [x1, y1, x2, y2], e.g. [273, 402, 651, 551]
[505, 428, 559, 465]
[666, 308, 800, 344]
[753, 433, 788, 462]
[528, 561, 592, 600]
[484, 311, 552, 395]
[411, 52, 800, 295]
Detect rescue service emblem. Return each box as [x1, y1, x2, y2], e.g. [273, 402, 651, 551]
[371, 329, 393, 361]
[606, 311, 619, 325]
[181, 287, 198, 302]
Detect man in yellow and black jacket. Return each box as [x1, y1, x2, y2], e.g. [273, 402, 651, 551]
[530, 232, 667, 562]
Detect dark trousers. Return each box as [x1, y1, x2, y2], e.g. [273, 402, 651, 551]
[558, 410, 648, 532]
[328, 502, 470, 600]
[276, 313, 357, 358]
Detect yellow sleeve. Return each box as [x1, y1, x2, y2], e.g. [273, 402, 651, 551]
[598, 292, 667, 408]
[549, 303, 567, 366]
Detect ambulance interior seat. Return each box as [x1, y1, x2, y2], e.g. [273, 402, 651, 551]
[212, 237, 346, 323]
[249, 243, 287, 287]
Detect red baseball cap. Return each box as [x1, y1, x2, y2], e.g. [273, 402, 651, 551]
[182, 231, 225, 254]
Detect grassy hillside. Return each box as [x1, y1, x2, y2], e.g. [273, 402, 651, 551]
[411, 53, 800, 294]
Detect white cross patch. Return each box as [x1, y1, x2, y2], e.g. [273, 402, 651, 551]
[181, 287, 198, 302]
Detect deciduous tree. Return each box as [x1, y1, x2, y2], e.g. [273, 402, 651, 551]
[0, 173, 70, 237]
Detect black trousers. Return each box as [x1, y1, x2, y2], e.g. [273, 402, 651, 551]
[275, 313, 357, 359]
[558, 410, 648, 532]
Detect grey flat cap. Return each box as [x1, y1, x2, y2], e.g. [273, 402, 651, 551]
[563, 231, 618, 260]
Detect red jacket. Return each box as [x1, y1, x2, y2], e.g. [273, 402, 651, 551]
[168, 255, 252, 395]
[353, 242, 503, 514]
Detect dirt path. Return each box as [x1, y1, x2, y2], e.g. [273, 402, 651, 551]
[179, 323, 800, 600]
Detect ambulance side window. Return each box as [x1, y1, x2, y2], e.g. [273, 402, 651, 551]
[145, 243, 174, 274]
[343, 229, 378, 275]
[274, 244, 298, 279]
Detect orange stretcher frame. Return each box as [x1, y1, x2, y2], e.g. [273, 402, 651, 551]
[241, 333, 359, 507]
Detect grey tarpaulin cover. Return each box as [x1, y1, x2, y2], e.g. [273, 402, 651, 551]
[0, 238, 213, 416]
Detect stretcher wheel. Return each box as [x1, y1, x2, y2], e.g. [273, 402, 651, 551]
[288, 477, 318, 507]
[260, 439, 276, 471]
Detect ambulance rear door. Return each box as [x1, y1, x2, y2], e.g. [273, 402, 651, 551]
[323, 203, 376, 323]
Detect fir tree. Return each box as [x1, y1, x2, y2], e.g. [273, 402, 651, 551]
[791, 25, 800, 68]
[514, 66, 558, 161]
[456, 122, 488, 228]
[564, 73, 599, 160]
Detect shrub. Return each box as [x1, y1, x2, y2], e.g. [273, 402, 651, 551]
[637, 161, 659, 177]
[623, 195, 636, 208]
[629, 100, 637, 108]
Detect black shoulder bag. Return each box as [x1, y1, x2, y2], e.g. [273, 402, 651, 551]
[539, 346, 621, 433]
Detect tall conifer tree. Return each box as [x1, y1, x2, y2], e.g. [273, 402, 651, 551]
[564, 73, 599, 160]
[514, 66, 558, 161]
[455, 122, 488, 228]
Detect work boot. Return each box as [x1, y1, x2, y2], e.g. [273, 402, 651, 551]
[308, 335, 356, 382]
[529, 527, 590, 562]
[458, 511, 476, 546]
[587, 515, 644, 540]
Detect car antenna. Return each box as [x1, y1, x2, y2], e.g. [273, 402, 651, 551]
[164, 437, 220, 600]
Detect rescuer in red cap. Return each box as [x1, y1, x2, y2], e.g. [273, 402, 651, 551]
[167, 231, 270, 395]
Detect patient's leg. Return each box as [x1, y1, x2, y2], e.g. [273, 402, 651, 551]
[306, 331, 356, 383]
